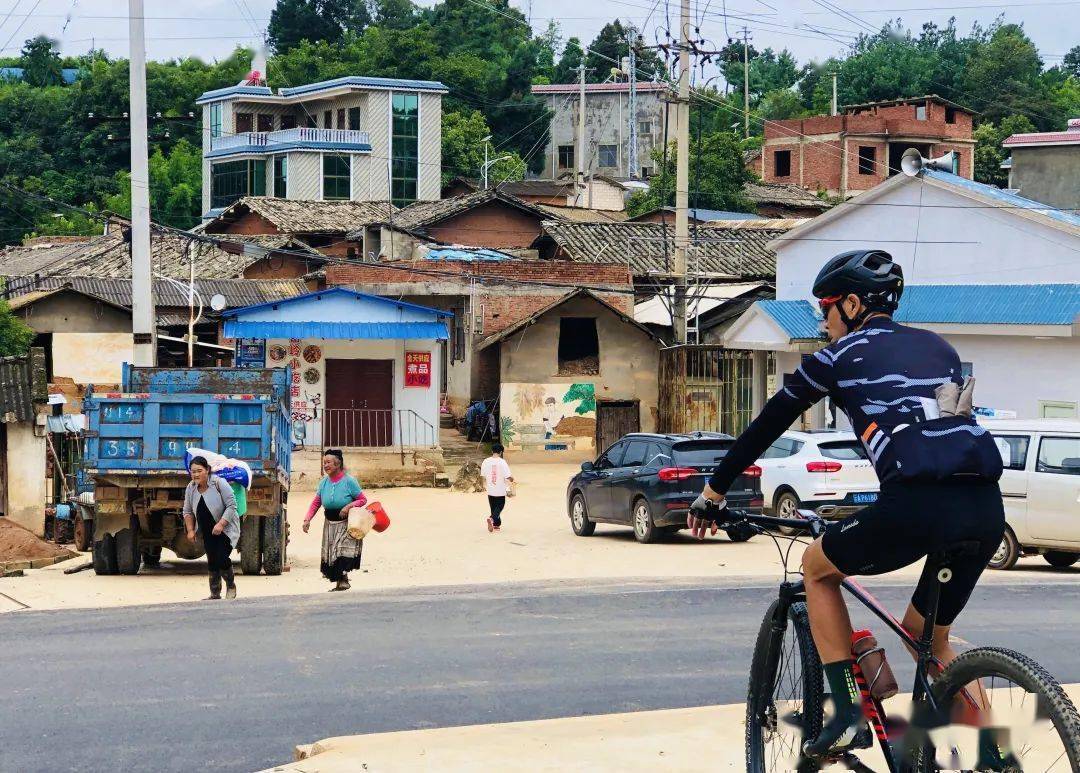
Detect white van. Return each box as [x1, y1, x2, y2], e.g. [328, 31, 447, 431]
[979, 419, 1080, 570]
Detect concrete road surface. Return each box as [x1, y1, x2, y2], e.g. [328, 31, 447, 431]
[4, 579, 1080, 773]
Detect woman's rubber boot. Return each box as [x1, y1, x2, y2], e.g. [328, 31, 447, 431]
[225, 585, 237, 600]
[207, 573, 222, 600]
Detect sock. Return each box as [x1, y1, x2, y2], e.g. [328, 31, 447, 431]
[824, 659, 861, 713]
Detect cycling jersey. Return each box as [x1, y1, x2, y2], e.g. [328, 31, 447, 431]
[708, 316, 1003, 494]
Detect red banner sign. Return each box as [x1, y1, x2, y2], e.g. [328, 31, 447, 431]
[404, 351, 432, 388]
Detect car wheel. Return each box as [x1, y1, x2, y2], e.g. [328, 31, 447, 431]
[988, 526, 1020, 570]
[774, 491, 803, 536]
[569, 493, 595, 537]
[1044, 551, 1080, 568]
[632, 498, 658, 544]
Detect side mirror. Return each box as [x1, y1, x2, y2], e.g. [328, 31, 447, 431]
[580, 461, 595, 472]
[1061, 458, 1080, 473]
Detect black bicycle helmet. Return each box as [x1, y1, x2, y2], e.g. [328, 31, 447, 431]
[812, 249, 904, 313]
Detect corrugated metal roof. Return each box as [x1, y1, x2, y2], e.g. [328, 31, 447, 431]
[896, 284, 1080, 325]
[223, 320, 448, 340]
[923, 169, 1080, 229]
[758, 300, 824, 340]
[278, 76, 448, 96]
[0, 348, 46, 423]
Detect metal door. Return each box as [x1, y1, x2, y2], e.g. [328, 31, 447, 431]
[325, 359, 393, 447]
[596, 401, 640, 454]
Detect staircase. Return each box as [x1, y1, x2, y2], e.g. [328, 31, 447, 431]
[440, 427, 486, 469]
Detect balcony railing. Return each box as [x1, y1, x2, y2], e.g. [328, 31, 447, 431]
[210, 127, 371, 153]
[318, 409, 438, 465]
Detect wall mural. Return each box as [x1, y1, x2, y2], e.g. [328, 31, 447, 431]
[268, 338, 324, 448]
[500, 382, 596, 451]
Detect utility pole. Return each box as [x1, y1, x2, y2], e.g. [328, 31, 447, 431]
[575, 58, 588, 207]
[672, 0, 691, 344]
[482, 135, 490, 189]
[741, 26, 751, 140]
[831, 71, 838, 116]
[129, 0, 155, 366]
[627, 36, 638, 179]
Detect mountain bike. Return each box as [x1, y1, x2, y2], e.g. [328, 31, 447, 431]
[711, 507, 1080, 772]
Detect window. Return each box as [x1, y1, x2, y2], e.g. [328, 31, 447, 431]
[818, 441, 868, 461]
[961, 362, 974, 379]
[322, 154, 351, 200]
[993, 434, 1030, 471]
[558, 317, 599, 375]
[762, 438, 803, 459]
[598, 144, 618, 168]
[638, 120, 652, 135]
[774, 149, 791, 177]
[337, 108, 346, 128]
[619, 441, 649, 468]
[391, 92, 419, 206]
[858, 146, 876, 175]
[210, 159, 265, 209]
[597, 441, 626, 470]
[643, 442, 667, 469]
[945, 107, 957, 124]
[209, 102, 223, 138]
[236, 112, 253, 133]
[952, 151, 961, 174]
[558, 144, 575, 169]
[1037, 437, 1080, 475]
[323, 110, 332, 128]
[641, 166, 653, 178]
[281, 114, 297, 131]
[304, 113, 317, 128]
[348, 106, 362, 131]
[273, 156, 287, 198]
[915, 104, 927, 121]
[257, 114, 273, 132]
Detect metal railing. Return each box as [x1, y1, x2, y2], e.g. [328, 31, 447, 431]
[211, 128, 371, 151]
[320, 408, 438, 464]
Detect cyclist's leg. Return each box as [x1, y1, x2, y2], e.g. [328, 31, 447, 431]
[803, 541, 854, 662]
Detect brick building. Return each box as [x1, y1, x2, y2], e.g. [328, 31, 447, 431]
[753, 95, 975, 197]
[324, 256, 634, 418]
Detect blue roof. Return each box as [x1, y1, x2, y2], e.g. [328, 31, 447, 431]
[424, 247, 515, 261]
[198, 76, 448, 104]
[923, 169, 1080, 229]
[897, 284, 1080, 325]
[222, 286, 453, 319]
[223, 321, 448, 340]
[205, 140, 372, 159]
[692, 208, 760, 221]
[195, 85, 274, 104]
[758, 300, 823, 340]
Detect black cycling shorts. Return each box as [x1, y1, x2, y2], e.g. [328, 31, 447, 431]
[821, 480, 1005, 626]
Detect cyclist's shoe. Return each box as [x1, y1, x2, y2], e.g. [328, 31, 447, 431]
[977, 729, 1021, 772]
[802, 703, 872, 758]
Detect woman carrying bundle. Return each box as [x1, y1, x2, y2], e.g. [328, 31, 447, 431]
[302, 449, 367, 591]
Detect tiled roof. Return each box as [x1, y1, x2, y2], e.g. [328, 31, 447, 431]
[744, 182, 831, 210]
[376, 190, 561, 233]
[0, 348, 46, 423]
[1003, 119, 1080, 147]
[758, 300, 824, 340]
[897, 284, 1080, 325]
[923, 169, 1080, 230]
[208, 197, 397, 234]
[536, 205, 628, 223]
[542, 221, 785, 278]
[0, 232, 321, 280]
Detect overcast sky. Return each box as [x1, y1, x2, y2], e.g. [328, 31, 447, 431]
[5, 0, 1074, 75]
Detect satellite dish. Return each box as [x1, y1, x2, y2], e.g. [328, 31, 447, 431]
[210, 294, 227, 312]
[901, 148, 957, 177]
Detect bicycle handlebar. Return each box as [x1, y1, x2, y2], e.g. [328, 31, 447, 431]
[700, 504, 829, 539]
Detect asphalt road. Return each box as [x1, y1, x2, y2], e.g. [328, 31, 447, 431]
[4, 578, 1080, 773]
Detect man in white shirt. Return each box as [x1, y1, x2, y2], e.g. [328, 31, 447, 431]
[480, 443, 514, 533]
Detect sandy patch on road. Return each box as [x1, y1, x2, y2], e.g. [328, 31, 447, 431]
[1, 463, 1076, 612]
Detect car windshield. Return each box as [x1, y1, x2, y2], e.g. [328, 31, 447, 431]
[818, 440, 868, 460]
[672, 440, 733, 466]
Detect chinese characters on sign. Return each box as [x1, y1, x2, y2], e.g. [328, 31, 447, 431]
[404, 350, 431, 388]
[235, 339, 265, 368]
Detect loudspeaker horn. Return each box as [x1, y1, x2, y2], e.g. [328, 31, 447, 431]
[900, 148, 957, 177]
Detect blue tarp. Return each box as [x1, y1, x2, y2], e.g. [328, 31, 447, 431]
[223, 320, 449, 340]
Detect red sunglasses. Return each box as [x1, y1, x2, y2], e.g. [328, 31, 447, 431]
[818, 295, 843, 312]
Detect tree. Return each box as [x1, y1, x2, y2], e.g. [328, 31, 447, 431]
[20, 36, 62, 87]
[973, 114, 1036, 187]
[553, 37, 584, 83]
[758, 89, 805, 121]
[0, 297, 34, 357]
[267, 0, 370, 55]
[960, 24, 1055, 128]
[441, 109, 525, 186]
[533, 21, 561, 84]
[370, 0, 415, 30]
[1064, 45, 1080, 79]
[585, 21, 664, 82]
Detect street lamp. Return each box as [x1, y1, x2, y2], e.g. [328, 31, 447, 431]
[482, 154, 514, 190]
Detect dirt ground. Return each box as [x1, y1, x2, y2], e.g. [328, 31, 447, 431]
[1, 463, 1077, 612]
[0, 519, 72, 563]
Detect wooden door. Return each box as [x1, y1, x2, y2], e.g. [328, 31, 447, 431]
[236, 113, 253, 133]
[325, 359, 394, 447]
[596, 400, 640, 454]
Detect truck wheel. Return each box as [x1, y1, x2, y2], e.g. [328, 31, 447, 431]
[74, 517, 92, 552]
[115, 516, 142, 575]
[92, 534, 118, 575]
[261, 512, 285, 576]
[141, 546, 162, 568]
[239, 515, 262, 575]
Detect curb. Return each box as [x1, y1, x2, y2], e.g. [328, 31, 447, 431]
[1, 551, 78, 574]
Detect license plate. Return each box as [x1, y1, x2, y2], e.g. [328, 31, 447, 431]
[852, 492, 878, 504]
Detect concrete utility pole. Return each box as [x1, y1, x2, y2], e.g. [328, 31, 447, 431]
[129, 0, 155, 366]
[741, 27, 752, 140]
[576, 58, 588, 207]
[672, 0, 691, 344]
[831, 71, 838, 116]
[627, 37, 638, 179]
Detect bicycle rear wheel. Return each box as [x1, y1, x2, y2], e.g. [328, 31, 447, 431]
[746, 599, 825, 772]
[919, 646, 1080, 771]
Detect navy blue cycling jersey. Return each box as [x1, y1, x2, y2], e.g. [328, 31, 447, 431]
[709, 316, 1003, 493]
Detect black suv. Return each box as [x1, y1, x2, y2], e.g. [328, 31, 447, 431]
[566, 432, 763, 543]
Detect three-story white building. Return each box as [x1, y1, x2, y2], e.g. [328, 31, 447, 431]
[197, 76, 447, 220]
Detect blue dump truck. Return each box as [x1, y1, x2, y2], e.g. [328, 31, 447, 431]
[82, 365, 292, 576]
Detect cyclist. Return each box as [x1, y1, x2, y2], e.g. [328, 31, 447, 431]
[690, 250, 1005, 756]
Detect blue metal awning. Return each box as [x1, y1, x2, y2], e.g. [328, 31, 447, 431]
[897, 284, 1080, 325]
[223, 320, 448, 340]
[757, 299, 824, 340]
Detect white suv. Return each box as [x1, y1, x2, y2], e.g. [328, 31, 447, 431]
[980, 419, 1080, 570]
[758, 430, 880, 526]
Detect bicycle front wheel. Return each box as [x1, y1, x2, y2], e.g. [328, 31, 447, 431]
[746, 599, 824, 772]
[922, 646, 1080, 771]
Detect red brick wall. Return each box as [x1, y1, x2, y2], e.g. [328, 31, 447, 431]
[846, 139, 888, 192]
[425, 201, 545, 249]
[241, 254, 313, 279]
[208, 211, 281, 235]
[479, 290, 632, 335]
[798, 141, 843, 192]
